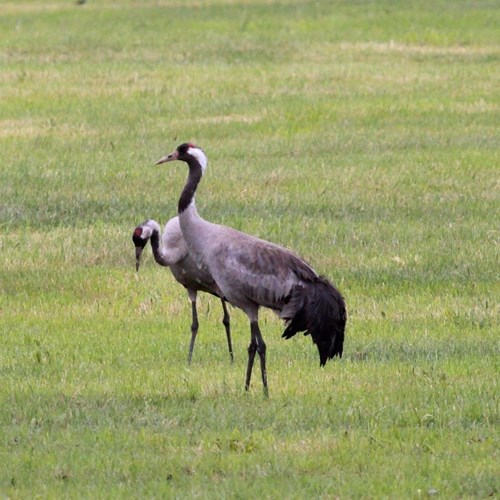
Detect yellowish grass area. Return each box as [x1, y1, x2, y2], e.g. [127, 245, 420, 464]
[0, 118, 99, 138]
[340, 41, 500, 55]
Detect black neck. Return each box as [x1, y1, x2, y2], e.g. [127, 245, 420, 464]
[149, 227, 171, 267]
[149, 227, 164, 265]
[178, 157, 203, 213]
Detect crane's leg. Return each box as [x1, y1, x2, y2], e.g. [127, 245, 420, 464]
[188, 292, 199, 364]
[245, 323, 257, 392]
[221, 300, 234, 362]
[245, 320, 268, 397]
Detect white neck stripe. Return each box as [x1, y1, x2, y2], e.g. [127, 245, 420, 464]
[187, 147, 208, 174]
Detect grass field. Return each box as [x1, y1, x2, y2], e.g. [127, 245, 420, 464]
[1, 0, 499, 497]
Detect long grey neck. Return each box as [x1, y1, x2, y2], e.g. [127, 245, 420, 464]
[178, 157, 203, 214]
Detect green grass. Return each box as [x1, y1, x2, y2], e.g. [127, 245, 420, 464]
[1, 0, 499, 497]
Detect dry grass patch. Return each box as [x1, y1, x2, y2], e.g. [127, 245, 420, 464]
[0, 118, 98, 139]
[340, 41, 500, 56]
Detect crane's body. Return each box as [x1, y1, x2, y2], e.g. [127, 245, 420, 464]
[133, 217, 233, 363]
[179, 207, 316, 318]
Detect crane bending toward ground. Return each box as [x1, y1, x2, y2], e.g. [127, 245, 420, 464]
[155, 143, 346, 396]
[132, 217, 233, 364]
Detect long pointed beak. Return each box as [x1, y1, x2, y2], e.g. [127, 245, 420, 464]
[155, 150, 178, 165]
[135, 246, 144, 272]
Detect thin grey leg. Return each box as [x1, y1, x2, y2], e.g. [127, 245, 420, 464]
[221, 300, 234, 362]
[188, 299, 199, 364]
[245, 321, 268, 397]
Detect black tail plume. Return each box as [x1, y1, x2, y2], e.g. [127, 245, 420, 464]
[282, 277, 346, 366]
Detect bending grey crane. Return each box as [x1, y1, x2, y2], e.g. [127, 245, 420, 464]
[155, 143, 346, 396]
[132, 217, 233, 363]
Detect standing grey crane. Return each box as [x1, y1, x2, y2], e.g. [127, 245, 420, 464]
[132, 217, 233, 363]
[155, 143, 346, 396]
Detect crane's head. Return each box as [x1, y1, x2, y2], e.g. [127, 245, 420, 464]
[155, 143, 207, 174]
[132, 222, 154, 272]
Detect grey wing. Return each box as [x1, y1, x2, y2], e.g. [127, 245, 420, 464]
[171, 254, 223, 298]
[214, 234, 317, 310]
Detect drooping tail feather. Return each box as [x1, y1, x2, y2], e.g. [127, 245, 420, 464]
[281, 277, 346, 366]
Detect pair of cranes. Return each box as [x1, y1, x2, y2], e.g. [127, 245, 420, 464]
[132, 143, 346, 396]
